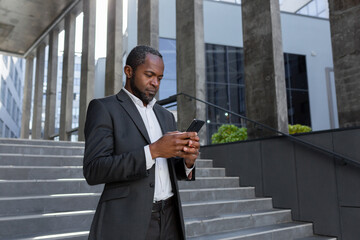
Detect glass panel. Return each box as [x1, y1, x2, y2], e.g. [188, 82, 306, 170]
[288, 90, 311, 126]
[229, 85, 246, 124]
[159, 38, 177, 100]
[284, 53, 308, 90]
[206, 44, 227, 84]
[228, 47, 244, 85]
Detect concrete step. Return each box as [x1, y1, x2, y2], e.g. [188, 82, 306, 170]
[196, 159, 213, 168]
[196, 168, 225, 177]
[182, 198, 273, 218]
[179, 187, 255, 202]
[185, 209, 292, 237]
[0, 193, 100, 217]
[0, 166, 84, 180]
[0, 154, 83, 166]
[0, 144, 84, 155]
[0, 138, 85, 147]
[0, 166, 225, 180]
[295, 237, 337, 240]
[0, 179, 103, 197]
[0, 210, 93, 239]
[179, 177, 239, 189]
[17, 231, 89, 240]
[188, 222, 314, 240]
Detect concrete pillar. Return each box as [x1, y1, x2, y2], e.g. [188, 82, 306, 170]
[44, 29, 59, 140]
[176, 0, 207, 144]
[241, 0, 288, 138]
[328, 0, 360, 127]
[105, 0, 123, 96]
[59, 13, 76, 141]
[78, 0, 96, 141]
[20, 55, 34, 139]
[31, 43, 46, 139]
[137, 0, 159, 49]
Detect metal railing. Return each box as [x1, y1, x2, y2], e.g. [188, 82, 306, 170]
[158, 92, 360, 169]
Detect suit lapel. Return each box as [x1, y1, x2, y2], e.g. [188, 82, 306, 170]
[153, 104, 169, 135]
[116, 90, 151, 144]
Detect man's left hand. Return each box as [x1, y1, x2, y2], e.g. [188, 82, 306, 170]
[182, 134, 200, 168]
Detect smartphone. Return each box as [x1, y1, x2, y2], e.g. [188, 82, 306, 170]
[186, 119, 205, 133]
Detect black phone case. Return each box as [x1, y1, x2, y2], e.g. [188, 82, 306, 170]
[186, 119, 205, 132]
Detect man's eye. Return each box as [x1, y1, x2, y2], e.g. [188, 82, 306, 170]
[145, 74, 152, 78]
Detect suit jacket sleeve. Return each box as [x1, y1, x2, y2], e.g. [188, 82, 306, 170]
[83, 99, 149, 186]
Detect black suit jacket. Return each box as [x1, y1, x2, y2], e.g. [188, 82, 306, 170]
[83, 90, 194, 240]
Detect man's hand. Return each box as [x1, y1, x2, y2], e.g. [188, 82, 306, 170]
[182, 134, 200, 168]
[149, 132, 200, 166]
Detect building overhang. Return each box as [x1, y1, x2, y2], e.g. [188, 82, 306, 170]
[0, 0, 81, 58]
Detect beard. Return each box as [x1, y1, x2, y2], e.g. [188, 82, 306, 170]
[129, 74, 156, 105]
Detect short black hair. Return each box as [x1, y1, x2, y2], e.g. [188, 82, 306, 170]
[126, 45, 163, 72]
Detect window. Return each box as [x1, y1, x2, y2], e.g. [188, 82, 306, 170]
[284, 53, 311, 126]
[205, 43, 311, 142]
[12, 99, 16, 120]
[10, 58, 15, 77]
[0, 119, 3, 137]
[14, 69, 18, 83]
[205, 44, 245, 141]
[2, 55, 8, 66]
[159, 38, 177, 101]
[16, 107, 20, 126]
[1, 78, 6, 104]
[10, 131, 15, 138]
[5, 125, 10, 138]
[6, 90, 12, 113]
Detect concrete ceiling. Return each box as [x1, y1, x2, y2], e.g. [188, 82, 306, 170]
[0, 0, 78, 57]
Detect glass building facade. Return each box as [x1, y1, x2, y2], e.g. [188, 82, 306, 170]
[159, 39, 311, 142]
[0, 54, 24, 138]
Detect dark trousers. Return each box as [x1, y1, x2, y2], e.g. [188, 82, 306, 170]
[145, 198, 183, 240]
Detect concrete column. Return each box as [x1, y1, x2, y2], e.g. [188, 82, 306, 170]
[20, 55, 34, 139]
[137, 0, 159, 49]
[31, 43, 46, 139]
[59, 13, 76, 141]
[44, 29, 59, 140]
[176, 0, 207, 144]
[241, 0, 288, 138]
[328, 0, 360, 127]
[105, 0, 123, 96]
[78, 0, 96, 141]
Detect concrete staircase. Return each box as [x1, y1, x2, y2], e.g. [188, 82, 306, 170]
[0, 139, 336, 239]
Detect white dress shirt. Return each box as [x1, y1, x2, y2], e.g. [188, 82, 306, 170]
[123, 88, 193, 201]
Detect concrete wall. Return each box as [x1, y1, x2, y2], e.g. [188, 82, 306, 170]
[201, 127, 360, 240]
[129, 0, 335, 131]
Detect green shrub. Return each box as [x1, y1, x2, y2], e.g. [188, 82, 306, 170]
[288, 124, 312, 134]
[211, 124, 248, 144]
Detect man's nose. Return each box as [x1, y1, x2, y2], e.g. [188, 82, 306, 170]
[151, 77, 160, 87]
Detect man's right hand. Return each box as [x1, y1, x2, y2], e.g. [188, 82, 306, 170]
[149, 131, 199, 159]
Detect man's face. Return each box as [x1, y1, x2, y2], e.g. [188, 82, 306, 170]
[129, 54, 164, 105]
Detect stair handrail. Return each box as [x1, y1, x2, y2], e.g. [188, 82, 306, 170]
[158, 92, 360, 169]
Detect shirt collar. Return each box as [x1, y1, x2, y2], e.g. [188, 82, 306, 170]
[123, 88, 157, 108]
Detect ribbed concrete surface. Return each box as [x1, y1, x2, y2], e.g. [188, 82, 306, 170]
[0, 139, 336, 239]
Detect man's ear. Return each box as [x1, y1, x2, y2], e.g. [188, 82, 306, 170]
[124, 65, 133, 78]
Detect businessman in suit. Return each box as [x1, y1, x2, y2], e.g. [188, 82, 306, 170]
[83, 45, 200, 240]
